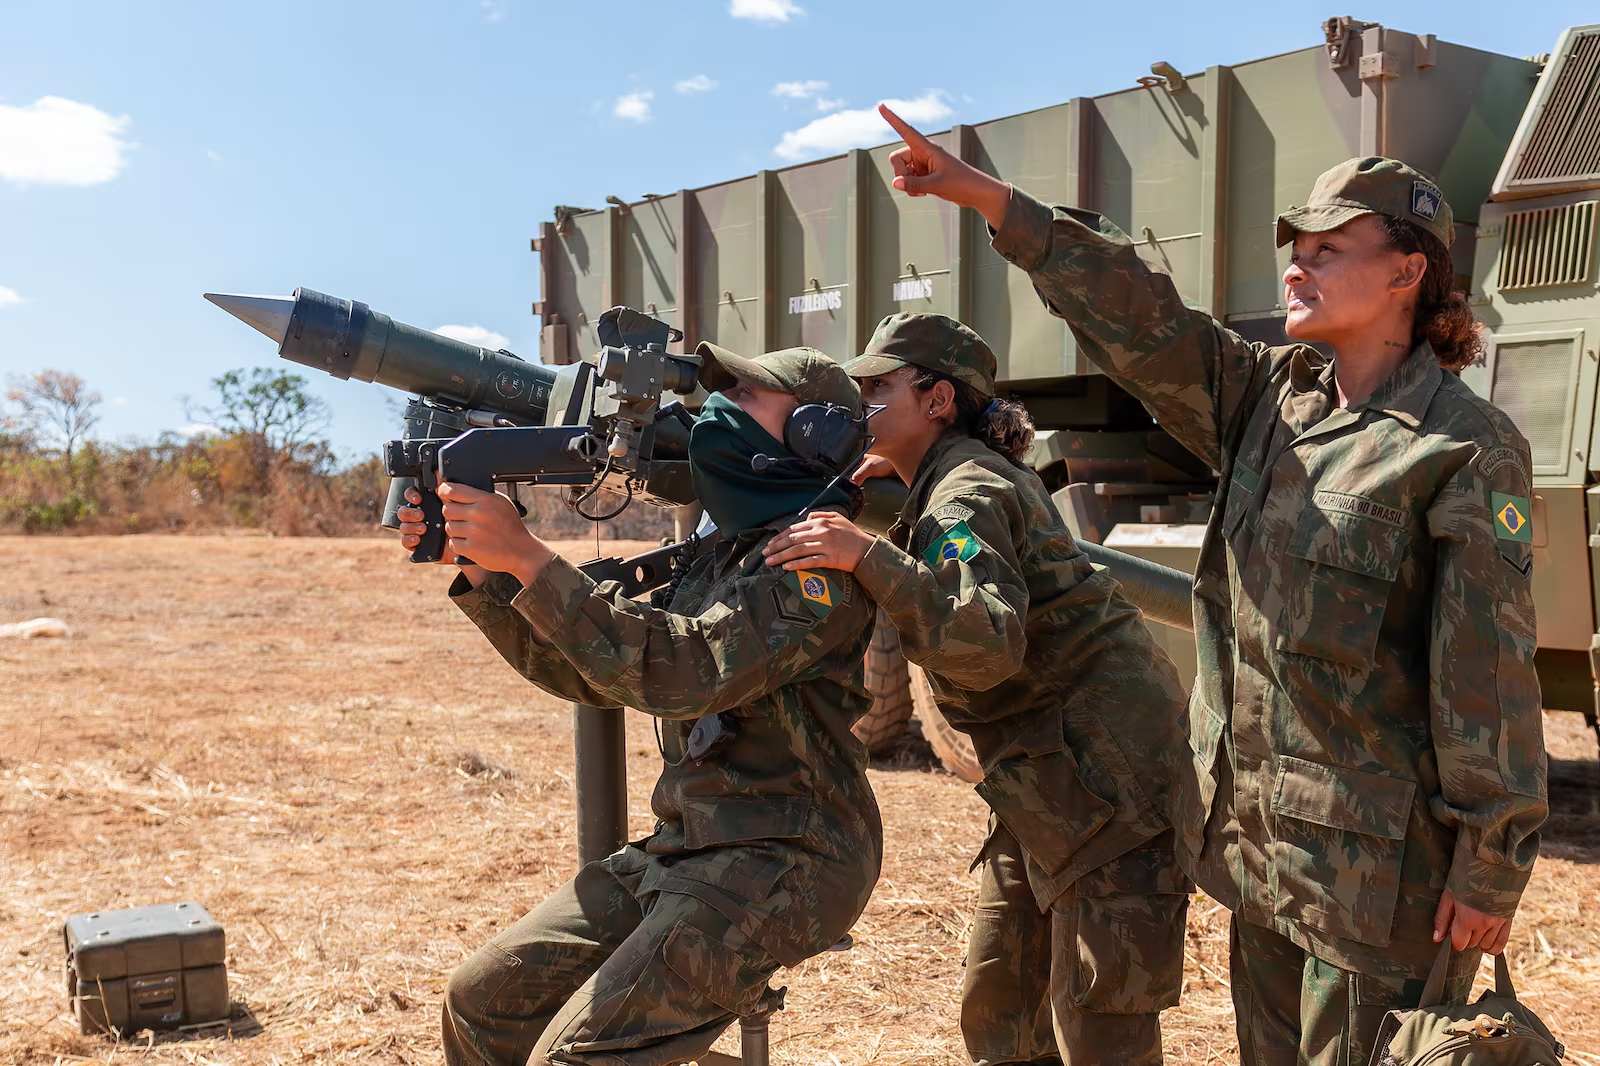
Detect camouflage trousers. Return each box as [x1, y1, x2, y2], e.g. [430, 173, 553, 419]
[962, 821, 1190, 1066]
[442, 848, 786, 1066]
[1230, 916, 1480, 1066]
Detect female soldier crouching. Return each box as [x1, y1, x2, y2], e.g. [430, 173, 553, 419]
[398, 346, 881, 1066]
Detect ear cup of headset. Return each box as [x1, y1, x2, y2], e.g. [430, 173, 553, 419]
[784, 403, 866, 470]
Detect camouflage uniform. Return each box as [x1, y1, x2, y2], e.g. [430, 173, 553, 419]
[987, 157, 1547, 1064]
[848, 315, 1193, 1066]
[441, 362, 879, 1066]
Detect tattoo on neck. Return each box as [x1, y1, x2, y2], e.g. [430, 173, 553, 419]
[1384, 339, 1408, 350]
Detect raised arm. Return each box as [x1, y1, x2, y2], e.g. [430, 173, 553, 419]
[879, 103, 1277, 470]
[501, 554, 870, 719]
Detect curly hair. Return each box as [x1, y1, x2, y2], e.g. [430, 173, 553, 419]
[1379, 215, 1484, 372]
[907, 367, 1035, 464]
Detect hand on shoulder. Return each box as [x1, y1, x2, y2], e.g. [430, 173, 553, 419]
[763, 512, 875, 573]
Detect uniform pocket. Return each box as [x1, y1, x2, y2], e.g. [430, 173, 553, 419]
[661, 921, 771, 1017]
[1058, 839, 1190, 1014]
[1267, 756, 1415, 948]
[1495, 600, 1546, 798]
[975, 748, 1115, 878]
[1277, 508, 1408, 672]
[680, 797, 810, 851]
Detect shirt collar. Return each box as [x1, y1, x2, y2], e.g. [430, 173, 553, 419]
[1289, 341, 1442, 431]
[1360, 342, 1443, 429]
[901, 429, 970, 524]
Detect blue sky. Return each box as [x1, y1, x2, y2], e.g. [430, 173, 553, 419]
[0, 0, 1591, 459]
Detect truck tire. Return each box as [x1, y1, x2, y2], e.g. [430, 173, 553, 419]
[852, 609, 914, 753]
[908, 662, 983, 783]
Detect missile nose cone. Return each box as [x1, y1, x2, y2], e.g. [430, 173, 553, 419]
[204, 292, 295, 345]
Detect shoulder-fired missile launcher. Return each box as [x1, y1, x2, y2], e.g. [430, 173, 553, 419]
[206, 289, 702, 564]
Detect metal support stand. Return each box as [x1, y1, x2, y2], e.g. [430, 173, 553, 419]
[738, 986, 786, 1066]
[573, 703, 628, 865]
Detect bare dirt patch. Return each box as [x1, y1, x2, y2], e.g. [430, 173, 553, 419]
[2, 535, 1597, 1064]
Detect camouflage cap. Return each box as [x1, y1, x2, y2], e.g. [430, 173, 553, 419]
[1276, 156, 1455, 249]
[842, 312, 998, 396]
[696, 342, 861, 412]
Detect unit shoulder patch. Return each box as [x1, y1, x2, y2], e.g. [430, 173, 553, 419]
[780, 567, 843, 618]
[928, 501, 977, 525]
[1490, 492, 1533, 544]
[921, 519, 982, 566]
[1477, 444, 1528, 483]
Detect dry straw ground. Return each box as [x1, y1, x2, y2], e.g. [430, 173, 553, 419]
[2, 534, 1598, 1065]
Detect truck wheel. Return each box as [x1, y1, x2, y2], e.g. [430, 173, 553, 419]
[909, 662, 983, 783]
[852, 609, 914, 753]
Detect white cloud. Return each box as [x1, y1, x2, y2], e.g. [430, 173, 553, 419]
[206, 149, 223, 162]
[613, 90, 654, 123]
[176, 423, 219, 439]
[481, 0, 508, 21]
[0, 96, 133, 187]
[0, 286, 22, 308]
[435, 324, 512, 351]
[815, 96, 846, 112]
[112, 397, 127, 406]
[675, 74, 718, 95]
[731, 0, 803, 21]
[773, 79, 828, 100]
[775, 91, 954, 162]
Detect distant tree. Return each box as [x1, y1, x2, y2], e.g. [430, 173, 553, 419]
[187, 368, 332, 495]
[6, 369, 102, 462]
[196, 367, 330, 456]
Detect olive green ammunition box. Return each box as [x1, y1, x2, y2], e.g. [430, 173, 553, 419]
[64, 901, 229, 1036]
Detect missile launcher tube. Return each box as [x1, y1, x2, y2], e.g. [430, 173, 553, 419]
[278, 287, 558, 422]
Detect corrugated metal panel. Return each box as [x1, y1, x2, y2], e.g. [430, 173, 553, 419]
[692, 177, 761, 355]
[617, 196, 681, 329]
[1492, 337, 1580, 467]
[535, 30, 1538, 389]
[1497, 200, 1598, 289]
[1511, 30, 1600, 187]
[775, 157, 852, 354]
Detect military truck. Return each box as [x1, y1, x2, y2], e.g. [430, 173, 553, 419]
[529, 18, 1600, 773]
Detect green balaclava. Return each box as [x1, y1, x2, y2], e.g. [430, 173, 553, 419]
[688, 391, 856, 534]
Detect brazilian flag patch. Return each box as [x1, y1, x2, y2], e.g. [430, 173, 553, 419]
[1491, 492, 1532, 543]
[782, 567, 838, 617]
[923, 520, 981, 566]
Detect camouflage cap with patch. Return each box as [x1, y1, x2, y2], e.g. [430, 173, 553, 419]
[1276, 156, 1455, 249]
[842, 312, 998, 396]
[696, 342, 861, 413]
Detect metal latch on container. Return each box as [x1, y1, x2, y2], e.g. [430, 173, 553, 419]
[1359, 51, 1401, 81]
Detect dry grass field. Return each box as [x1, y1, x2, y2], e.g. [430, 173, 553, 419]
[2, 534, 1598, 1065]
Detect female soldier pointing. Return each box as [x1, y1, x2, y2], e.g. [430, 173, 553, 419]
[867, 105, 1547, 1065]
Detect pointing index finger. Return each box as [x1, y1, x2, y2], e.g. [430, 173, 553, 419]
[879, 103, 933, 149]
